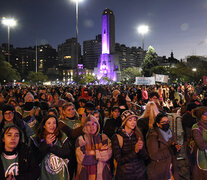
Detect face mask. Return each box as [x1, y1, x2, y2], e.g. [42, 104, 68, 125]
[24, 102, 34, 111]
[160, 123, 170, 132]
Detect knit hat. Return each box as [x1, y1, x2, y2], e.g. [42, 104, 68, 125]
[83, 115, 100, 135]
[2, 104, 15, 115]
[24, 92, 34, 102]
[121, 110, 138, 126]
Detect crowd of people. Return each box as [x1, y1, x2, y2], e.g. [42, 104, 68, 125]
[0, 83, 207, 180]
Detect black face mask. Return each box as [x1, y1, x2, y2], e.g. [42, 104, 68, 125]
[24, 102, 34, 111]
[160, 123, 170, 132]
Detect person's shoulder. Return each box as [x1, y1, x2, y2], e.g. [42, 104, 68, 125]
[104, 118, 112, 124]
[76, 134, 85, 141]
[75, 134, 85, 147]
[18, 143, 31, 156]
[61, 132, 68, 143]
[101, 133, 110, 140]
[58, 119, 68, 126]
[147, 128, 158, 137]
[192, 123, 199, 130]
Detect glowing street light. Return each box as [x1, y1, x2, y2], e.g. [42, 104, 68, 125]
[71, 0, 83, 2]
[192, 68, 197, 82]
[1, 17, 17, 63]
[137, 25, 149, 50]
[71, 0, 84, 84]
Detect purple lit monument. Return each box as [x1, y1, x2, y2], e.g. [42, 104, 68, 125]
[97, 9, 117, 82]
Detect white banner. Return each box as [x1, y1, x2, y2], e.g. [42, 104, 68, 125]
[135, 77, 155, 85]
[154, 74, 168, 83]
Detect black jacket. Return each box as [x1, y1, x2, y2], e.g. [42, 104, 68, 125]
[30, 135, 71, 165]
[0, 143, 40, 180]
[103, 117, 122, 140]
[112, 129, 147, 180]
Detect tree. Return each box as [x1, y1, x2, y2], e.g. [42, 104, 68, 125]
[166, 56, 207, 83]
[0, 55, 20, 83]
[85, 74, 95, 84]
[186, 56, 207, 82]
[27, 71, 48, 84]
[141, 46, 158, 77]
[122, 66, 141, 84]
[101, 77, 112, 84]
[150, 66, 169, 75]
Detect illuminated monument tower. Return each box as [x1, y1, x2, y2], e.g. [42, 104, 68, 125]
[97, 9, 117, 82]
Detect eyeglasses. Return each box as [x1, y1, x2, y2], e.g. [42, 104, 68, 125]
[4, 112, 14, 116]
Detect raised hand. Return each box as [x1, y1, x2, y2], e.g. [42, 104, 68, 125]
[46, 134, 56, 145]
[135, 137, 143, 153]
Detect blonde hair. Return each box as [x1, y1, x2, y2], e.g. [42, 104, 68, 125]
[139, 101, 159, 128]
[59, 102, 79, 120]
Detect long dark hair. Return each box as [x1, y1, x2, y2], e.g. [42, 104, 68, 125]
[36, 115, 62, 141]
[1, 125, 23, 152]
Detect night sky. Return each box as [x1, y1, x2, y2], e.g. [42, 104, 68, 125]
[0, 0, 207, 60]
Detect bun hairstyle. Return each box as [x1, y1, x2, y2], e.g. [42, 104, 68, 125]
[153, 112, 168, 128]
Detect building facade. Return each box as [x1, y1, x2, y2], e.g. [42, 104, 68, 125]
[115, 43, 146, 71]
[83, 34, 102, 69]
[58, 38, 81, 69]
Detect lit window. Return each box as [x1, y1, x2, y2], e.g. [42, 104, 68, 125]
[64, 56, 72, 59]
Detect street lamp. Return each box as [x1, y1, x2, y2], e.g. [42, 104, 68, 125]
[1, 17, 17, 63]
[71, 0, 83, 84]
[137, 25, 149, 50]
[192, 68, 197, 82]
